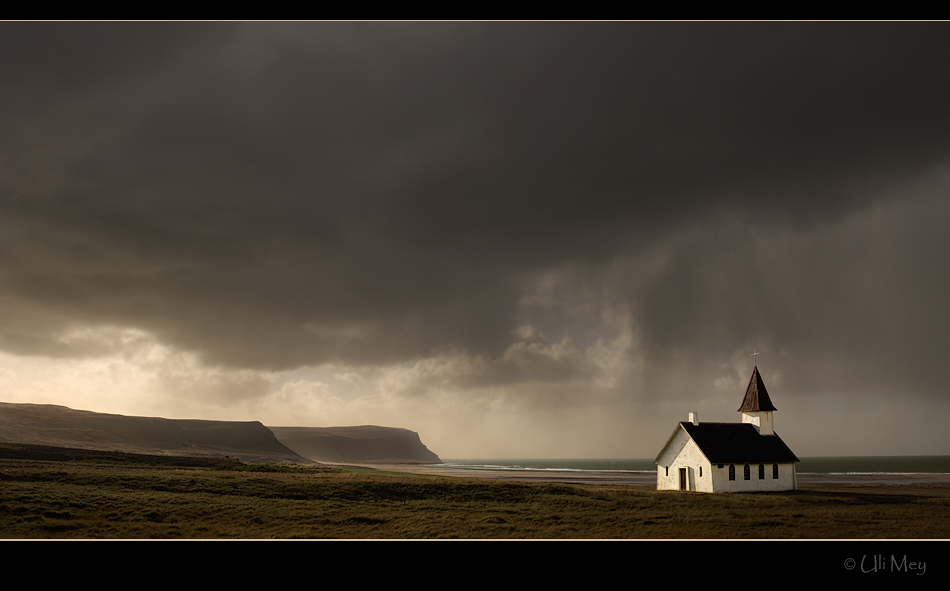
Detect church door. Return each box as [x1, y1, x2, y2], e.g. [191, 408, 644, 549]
[679, 468, 687, 490]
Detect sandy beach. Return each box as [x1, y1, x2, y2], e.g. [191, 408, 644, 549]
[358, 463, 950, 488]
[357, 463, 656, 485]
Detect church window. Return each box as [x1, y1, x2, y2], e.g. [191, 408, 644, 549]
[758, 464, 765, 480]
[743, 464, 750, 480]
[699, 466, 703, 477]
[772, 464, 779, 479]
[729, 465, 735, 480]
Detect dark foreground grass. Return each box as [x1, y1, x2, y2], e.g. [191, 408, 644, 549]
[1, 451, 948, 539]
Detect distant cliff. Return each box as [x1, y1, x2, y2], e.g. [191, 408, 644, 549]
[0, 401, 441, 466]
[269, 425, 441, 464]
[0, 401, 306, 464]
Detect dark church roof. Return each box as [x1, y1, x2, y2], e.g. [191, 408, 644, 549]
[738, 366, 777, 412]
[678, 422, 799, 464]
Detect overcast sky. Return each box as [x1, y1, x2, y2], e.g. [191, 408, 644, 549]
[2, 21, 949, 458]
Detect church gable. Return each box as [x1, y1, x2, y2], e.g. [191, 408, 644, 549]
[655, 427, 714, 492]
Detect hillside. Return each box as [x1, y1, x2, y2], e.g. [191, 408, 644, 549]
[0, 401, 442, 465]
[269, 425, 441, 464]
[0, 402, 306, 464]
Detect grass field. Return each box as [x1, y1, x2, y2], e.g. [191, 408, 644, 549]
[1, 445, 948, 539]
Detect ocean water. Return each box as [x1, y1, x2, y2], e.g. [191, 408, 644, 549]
[437, 456, 950, 475]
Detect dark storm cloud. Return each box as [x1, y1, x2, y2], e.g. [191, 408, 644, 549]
[2, 21, 949, 379]
[621, 186, 950, 399]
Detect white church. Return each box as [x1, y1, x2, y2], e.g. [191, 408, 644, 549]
[654, 364, 799, 493]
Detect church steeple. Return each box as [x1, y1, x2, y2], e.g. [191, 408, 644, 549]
[739, 365, 777, 435]
[739, 365, 777, 413]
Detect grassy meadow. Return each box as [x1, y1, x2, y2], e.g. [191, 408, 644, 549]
[1, 446, 949, 539]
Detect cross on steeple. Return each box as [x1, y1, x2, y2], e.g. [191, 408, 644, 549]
[751, 350, 760, 367]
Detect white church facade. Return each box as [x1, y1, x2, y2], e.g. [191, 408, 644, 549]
[654, 366, 799, 493]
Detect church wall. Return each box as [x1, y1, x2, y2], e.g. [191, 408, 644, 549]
[709, 462, 797, 492]
[656, 430, 713, 492]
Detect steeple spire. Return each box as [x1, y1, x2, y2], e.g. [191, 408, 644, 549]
[739, 365, 777, 435]
[739, 365, 777, 412]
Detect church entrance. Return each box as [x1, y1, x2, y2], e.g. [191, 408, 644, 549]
[679, 468, 687, 490]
